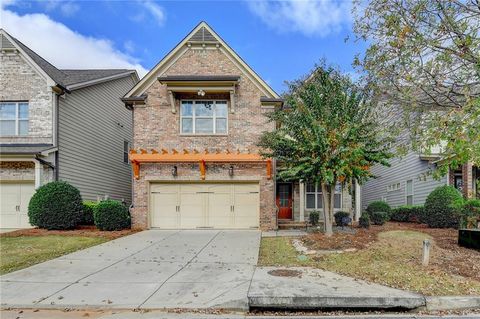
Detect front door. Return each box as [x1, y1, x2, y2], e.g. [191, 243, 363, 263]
[276, 183, 292, 219]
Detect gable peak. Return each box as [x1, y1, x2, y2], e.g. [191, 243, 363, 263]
[187, 23, 218, 43]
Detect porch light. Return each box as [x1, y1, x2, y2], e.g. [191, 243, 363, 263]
[197, 89, 205, 96]
[172, 165, 178, 177]
[228, 165, 234, 177]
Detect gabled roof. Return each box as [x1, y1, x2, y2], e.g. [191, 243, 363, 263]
[0, 29, 138, 90]
[124, 21, 279, 99]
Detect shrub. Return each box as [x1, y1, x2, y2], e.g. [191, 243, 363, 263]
[28, 181, 83, 230]
[458, 199, 480, 229]
[81, 201, 97, 225]
[366, 201, 391, 215]
[334, 211, 351, 226]
[93, 200, 131, 231]
[371, 211, 389, 225]
[424, 185, 463, 228]
[390, 205, 425, 223]
[309, 211, 320, 226]
[359, 214, 370, 228]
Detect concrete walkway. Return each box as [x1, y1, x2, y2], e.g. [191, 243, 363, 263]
[0, 230, 260, 310]
[249, 267, 425, 309]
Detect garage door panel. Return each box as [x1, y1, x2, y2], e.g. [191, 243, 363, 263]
[0, 182, 34, 229]
[151, 184, 178, 228]
[179, 193, 204, 228]
[234, 184, 260, 228]
[207, 192, 233, 228]
[19, 184, 34, 228]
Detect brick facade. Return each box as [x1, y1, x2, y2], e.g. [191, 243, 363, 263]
[131, 46, 276, 230]
[449, 162, 476, 198]
[0, 51, 54, 145]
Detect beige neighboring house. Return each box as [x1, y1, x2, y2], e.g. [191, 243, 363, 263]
[122, 22, 356, 231]
[0, 29, 139, 229]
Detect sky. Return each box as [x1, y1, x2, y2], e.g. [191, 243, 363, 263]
[0, 0, 366, 94]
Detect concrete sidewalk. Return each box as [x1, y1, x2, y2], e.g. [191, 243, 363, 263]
[248, 267, 426, 309]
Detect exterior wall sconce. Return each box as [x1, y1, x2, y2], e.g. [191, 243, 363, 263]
[197, 89, 205, 96]
[172, 165, 178, 177]
[228, 165, 234, 177]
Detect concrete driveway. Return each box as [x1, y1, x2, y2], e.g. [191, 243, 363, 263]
[0, 230, 260, 310]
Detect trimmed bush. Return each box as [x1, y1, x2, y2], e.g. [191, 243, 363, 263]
[371, 211, 389, 225]
[309, 211, 320, 226]
[424, 185, 463, 228]
[366, 201, 391, 215]
[334, 211, 351, 227]
[458, 199, 480, 229]
[359, 214, 370, 228]
[390, 205, 425, 223]
[28, 181, 83, 230]
[93, 200, 131, 231]
[81, 201, 97, 225]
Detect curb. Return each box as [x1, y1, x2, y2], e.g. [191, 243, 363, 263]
[425, 296, 480, 311]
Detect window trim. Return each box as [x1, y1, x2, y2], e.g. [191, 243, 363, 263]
[305, 182, 342, 211]
[179, 100, 228, 135]
[123, 140, 130, 164]
[0, 101, 29, 136]
[405, 179, 414, 205]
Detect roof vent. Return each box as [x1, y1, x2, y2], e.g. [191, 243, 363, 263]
[0, 34, 16, 50]
[189, 26, 217, 43]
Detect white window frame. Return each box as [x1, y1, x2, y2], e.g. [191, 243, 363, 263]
[405, 179, 414, 205]
[387, 182, 401, 192]
[0, 101, 29, 136]
[180, 100, 228, 135]
[305, 182, 342, 211]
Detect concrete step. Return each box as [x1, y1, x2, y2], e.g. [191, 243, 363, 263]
[248, 267, 426, 310]
[277, 221, 308, 230]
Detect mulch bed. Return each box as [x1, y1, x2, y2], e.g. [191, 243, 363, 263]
[0, 226, 138, 240]
[302, 222, 480, 281]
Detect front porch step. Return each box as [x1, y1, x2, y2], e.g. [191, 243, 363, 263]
[278, 220, 309, 230]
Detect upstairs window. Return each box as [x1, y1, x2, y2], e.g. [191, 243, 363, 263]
[406, 179, 414, 205]
[0, 102, 29, 136]
[180, 100, 227, 135]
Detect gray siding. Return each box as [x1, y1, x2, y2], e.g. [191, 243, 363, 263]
[58, 75, 135, 202]
[361, 151, 447, 209]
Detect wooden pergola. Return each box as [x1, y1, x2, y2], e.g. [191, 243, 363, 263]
[129, 149, 272, 180]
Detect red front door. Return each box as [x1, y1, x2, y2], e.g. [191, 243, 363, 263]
[276, 183, 292, 219]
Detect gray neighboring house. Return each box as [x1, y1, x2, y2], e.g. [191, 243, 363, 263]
[0, 29, 139, 229]
[361, 106, 479, 210]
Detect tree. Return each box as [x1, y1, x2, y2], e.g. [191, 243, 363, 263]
[353, 0, 480, 175]
[259, 64, 391, 235]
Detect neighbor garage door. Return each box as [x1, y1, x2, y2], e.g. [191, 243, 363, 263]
[150, 183, 259, 229]
[0, 182, 35, 229]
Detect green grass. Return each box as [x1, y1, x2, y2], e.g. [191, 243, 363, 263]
[0, 235, 108, 275]
[258, 231, 480, 296]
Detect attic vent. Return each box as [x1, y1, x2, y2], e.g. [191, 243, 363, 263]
[189, 26, 217, 43]
[0, 34, 16, 50]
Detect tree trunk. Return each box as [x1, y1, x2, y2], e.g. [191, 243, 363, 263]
[321, 183, 333, 236]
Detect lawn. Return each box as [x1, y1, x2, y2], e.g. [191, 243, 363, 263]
[0, 235, 108, 275]
[259, 223, 480, 296]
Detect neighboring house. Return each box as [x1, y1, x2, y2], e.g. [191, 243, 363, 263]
[361, 107, 479, 209]
[0, 29, 139, 229]
[122, 21, 355, 230]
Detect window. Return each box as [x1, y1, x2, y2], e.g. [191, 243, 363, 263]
[406, 179, 414, 205]
[387, 182, 401, 192]
[180, 100, 227, 134]
[305, 183, 342, 210]
[0, 102, 29, 136]
[123, 141, 129, 163]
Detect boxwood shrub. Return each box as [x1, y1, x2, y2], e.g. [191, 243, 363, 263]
[93, 199, 131, 231]
[309, 211, 320, 226]
[366, 201, 391, 215]
[334, 211, 350, 226]
[81, 201, 97, 225]
[371, 211, 389, 225]
[458, 199, 480, 229]
[28, 181, 83, 230]
[359, 214, 370, 228]
[390, 205, 425, 223]
[424, 185, 463, 228]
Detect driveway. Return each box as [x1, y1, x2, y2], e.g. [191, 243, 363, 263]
[0, 230, 260, 310]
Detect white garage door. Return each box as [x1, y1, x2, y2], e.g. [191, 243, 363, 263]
[150, 183, 259, 229]
[0, 182, 35, 229]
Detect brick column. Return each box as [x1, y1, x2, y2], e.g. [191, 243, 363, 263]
[463, 162, 474, 198]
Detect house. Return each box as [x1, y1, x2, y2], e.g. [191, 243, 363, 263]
[0, 29, 139, 229]
[122, 21, 356, 230]
[361, 108, 479, 209]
